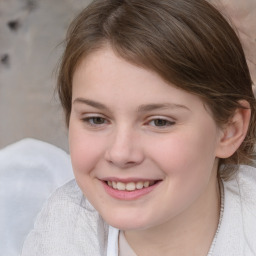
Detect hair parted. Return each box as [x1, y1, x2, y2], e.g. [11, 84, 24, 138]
[57, 0, 256, 179]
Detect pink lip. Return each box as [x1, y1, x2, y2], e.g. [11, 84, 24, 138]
[101, 180, 161, 200]
[101, 177, 157, 183]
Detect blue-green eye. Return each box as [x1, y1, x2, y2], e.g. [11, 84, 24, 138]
[149, 119, 175, 127]
[82, 116, 107, 126]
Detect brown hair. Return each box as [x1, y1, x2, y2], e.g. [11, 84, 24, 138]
[57, 0, 256, 179]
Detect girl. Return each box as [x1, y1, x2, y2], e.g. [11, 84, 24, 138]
[22, 0, 256, 255]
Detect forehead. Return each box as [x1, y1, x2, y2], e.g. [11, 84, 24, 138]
[72, 46, 210, 115]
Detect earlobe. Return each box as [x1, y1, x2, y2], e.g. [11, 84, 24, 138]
[216, 100, 251, 159]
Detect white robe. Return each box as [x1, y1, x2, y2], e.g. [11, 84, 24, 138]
[21, 165, 256, 256]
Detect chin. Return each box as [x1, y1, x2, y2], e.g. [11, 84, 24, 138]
[101, 211, 152, 231]
[109, 221, 146, 231]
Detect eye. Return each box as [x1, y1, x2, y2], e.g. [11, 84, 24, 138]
[148, 118, 175, 127]
[82, 116, 108, 126]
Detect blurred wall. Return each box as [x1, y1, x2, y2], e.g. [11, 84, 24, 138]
[0, 0, 91, 151]
[211, 0, 256, 86]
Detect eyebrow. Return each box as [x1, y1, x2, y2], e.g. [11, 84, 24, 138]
[73, 98, 190, 112]
[137, 103, 190, 112]
[73, 98, 109, 110]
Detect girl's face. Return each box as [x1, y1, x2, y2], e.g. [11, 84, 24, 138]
[69, 46, 223, 231]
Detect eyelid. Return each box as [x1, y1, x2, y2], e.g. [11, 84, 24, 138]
[145, 116, 176, 127]
[81, 113, 110, 127]
[146, 115, 176, 121]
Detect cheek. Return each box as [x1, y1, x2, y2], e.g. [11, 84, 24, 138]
[147, 132, 218, 215]
[148, 129, 218, 179]
[68, 124, 104, 178]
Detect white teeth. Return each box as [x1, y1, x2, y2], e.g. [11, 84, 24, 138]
[106, 180, 156, 191]
[112, 181, 117, 189]
[116, 182, 126, 191]
[136, 182, 144, 189]
[126, 182, 136, 191]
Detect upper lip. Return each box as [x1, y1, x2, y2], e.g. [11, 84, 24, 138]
[100, 177, 162, 183]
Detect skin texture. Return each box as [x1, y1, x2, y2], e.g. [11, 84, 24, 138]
[69, 46, 250, 256]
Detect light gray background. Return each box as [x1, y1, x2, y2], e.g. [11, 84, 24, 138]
[0, 0, 91, 151]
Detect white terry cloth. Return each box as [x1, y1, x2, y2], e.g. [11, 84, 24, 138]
[21, 180, 110, 256]
[21, 165, 256, 256]
[0, 138, 74, 256]
[212, 165, 256, 255]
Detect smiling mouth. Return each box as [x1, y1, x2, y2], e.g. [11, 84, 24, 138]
[105, 180, 160, 191]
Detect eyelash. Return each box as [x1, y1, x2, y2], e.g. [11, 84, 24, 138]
[146, 117, 175, 128]
[81, 115, 175, 129]
[82, 116, 109, 127]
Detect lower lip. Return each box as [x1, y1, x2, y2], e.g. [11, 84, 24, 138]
[102, 181, 160, 200]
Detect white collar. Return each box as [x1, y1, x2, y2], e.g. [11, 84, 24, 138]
[107, 226, 119, 256]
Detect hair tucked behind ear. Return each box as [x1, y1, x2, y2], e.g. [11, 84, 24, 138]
[57, 0, 256, 180]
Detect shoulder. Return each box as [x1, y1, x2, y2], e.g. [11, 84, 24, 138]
[44, 178, 87, 209]
[215, 165, 256, 256]
[231, 165, 256, 229]
[224, 164, 256, 205]
[236, 164, 256, 186]
[22, 180, 109, 256]
[224, 165, 256, 228]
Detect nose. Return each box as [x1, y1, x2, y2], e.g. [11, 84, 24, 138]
[104, 127, 144, 169]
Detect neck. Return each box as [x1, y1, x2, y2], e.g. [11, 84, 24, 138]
[124, 173, 221, 256]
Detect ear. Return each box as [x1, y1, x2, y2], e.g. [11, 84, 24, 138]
[216, 100, 251, 159]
